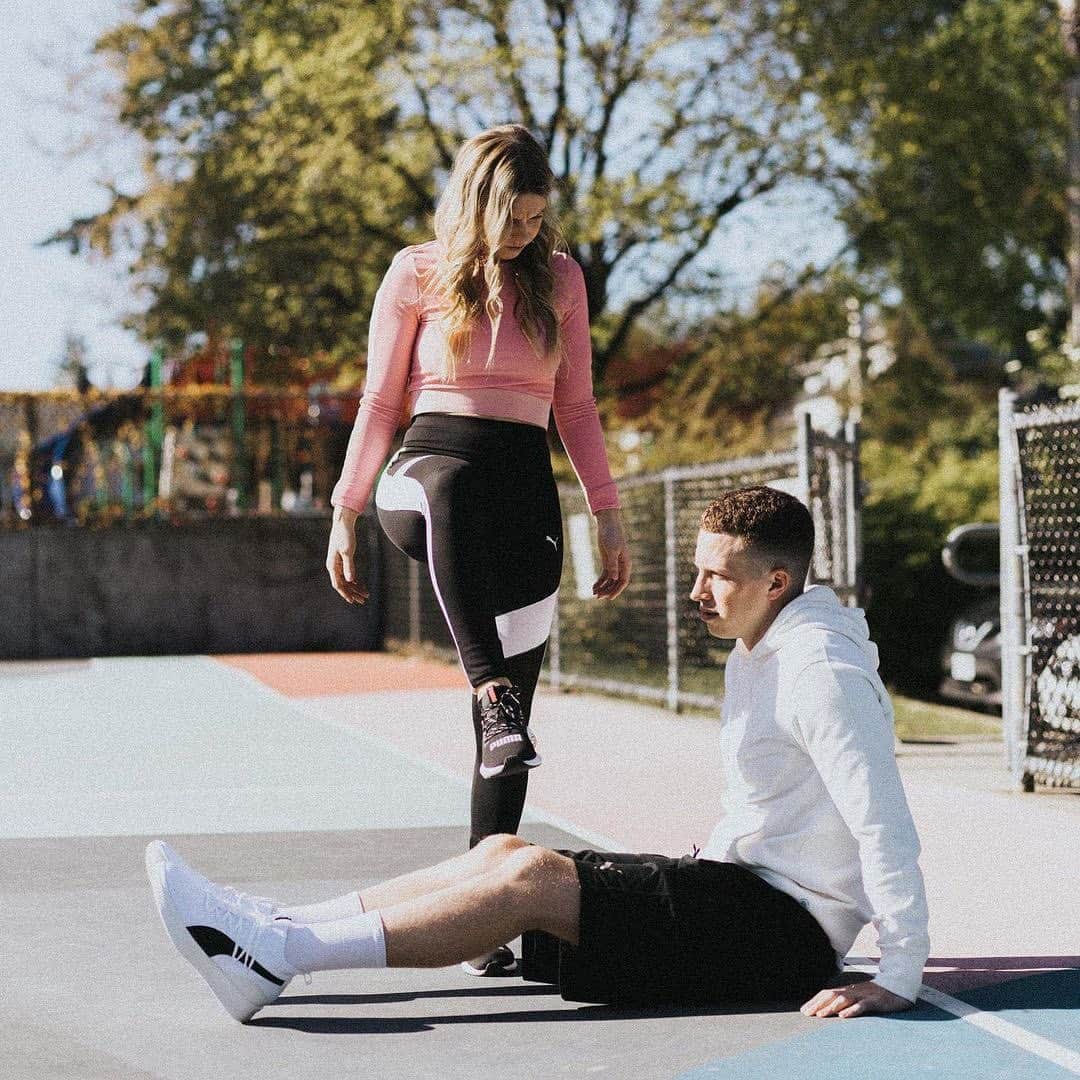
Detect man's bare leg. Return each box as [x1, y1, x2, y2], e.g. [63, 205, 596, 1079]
[382, 844, 581, 967]
[358, 833, 529, 911]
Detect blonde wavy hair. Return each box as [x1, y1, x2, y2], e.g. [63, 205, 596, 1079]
[430, 124, 565, 380]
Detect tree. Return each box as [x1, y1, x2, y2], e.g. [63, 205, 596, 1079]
[855, 306, 1000, 695]
[56, 332, 92, 394]
[601, 274, 855, 469]
[48, 0, 845, 382]
[399, 0, 843, 377]
[774, 0, 1070, 357]
[47, 0, 425, 378]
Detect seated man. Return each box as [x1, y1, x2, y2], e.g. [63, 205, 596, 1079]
[146, 485, 929, 1023]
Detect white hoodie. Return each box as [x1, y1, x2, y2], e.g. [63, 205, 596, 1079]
[699, 585, 930, 1004]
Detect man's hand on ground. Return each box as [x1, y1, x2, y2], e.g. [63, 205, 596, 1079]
[800, 980, 914, 1019]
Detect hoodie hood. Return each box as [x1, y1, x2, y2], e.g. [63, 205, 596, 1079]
[743, 585, 880, 673]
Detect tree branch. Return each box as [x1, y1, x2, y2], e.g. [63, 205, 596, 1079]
[487, 0, 539, 130]
[597, 155, 786, 372]
[543, 0, 570, 154]
[591, 0, 642, 186]
[404, 66, 457, 172]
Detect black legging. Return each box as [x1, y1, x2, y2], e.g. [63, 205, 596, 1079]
[375, 414, 563, 846]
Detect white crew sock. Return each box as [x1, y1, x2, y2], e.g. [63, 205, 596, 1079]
[276, 891, 364, 923]
[283, 911, 388, 973]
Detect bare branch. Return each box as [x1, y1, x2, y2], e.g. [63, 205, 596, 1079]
[543, 0, 570, 153]
[383, 158, 437, 212]
[404, 66, 456, 171]
[591, 0, 642, 185]
[487, 0, 539, 130]
[742, 238, 857, 331]
[597, 152, 788, 370]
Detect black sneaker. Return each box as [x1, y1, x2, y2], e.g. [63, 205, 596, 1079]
[478, 683, 540, 778]
[461, 945, 519, 977]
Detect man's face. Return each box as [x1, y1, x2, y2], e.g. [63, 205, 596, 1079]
[690, 530, 787, 648]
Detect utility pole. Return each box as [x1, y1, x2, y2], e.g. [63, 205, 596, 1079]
[845, 296, 864, 421]
[1062, 0, 1080, 352]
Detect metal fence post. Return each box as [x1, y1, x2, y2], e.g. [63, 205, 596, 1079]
[828, 445, 846, 587]
[230, 339, 247, 511]
[796, 410, 812, 507]
[844, 418, 863, 605]
[796, 412, 814, 590]
[143, 345, 164, 510]
[664, 471, 679, 711]
[998, 388, 1029, 788]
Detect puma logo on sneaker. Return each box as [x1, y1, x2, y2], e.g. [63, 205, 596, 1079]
[478, 682, 541, 778]
[187, 925, 286, 986]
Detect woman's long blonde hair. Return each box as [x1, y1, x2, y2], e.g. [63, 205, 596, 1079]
[430, 124, 565, 380]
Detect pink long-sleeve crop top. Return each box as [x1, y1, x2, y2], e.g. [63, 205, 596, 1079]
[330, 240, 620, 514]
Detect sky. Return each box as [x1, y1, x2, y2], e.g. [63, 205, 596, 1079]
[1, 0, 148, 392]
[0, 2, 846, 394]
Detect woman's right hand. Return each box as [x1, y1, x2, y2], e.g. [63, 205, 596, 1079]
[326, 506, 370, 605]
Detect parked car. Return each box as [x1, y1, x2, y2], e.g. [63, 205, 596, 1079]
[939, 523, 1001, 712]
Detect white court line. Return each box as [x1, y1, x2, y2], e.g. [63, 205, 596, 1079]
[216, 660, 631, 854]
[846, 959, 1080, 1075]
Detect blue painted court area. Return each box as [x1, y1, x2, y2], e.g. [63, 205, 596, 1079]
[0, 656, 476, 838]
[678, 969, 1080, 1079]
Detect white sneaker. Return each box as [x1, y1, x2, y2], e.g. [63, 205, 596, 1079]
[145, 841, 279, 919]
[146, 843, 296, 1022]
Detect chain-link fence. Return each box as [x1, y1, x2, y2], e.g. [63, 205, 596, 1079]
[1000, 390, 1080, 790]
[381, 416, 862, 712]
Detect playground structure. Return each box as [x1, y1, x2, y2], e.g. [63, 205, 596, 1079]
[0, 344, 356, 527]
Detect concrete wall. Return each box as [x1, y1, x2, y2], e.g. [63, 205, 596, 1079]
[0, 516, 382, 659]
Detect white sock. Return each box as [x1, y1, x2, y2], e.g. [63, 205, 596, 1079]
[283, 911, 387, 973]
[276, 891, 364, 923]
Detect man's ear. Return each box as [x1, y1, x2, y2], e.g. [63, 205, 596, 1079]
[769, 568, 792, 600]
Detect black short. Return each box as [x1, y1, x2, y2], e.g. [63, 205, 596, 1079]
[521, 851, 839, 1006]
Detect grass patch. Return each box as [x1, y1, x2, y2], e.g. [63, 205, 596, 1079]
[891, 694, 1001, 741]
[387, 642, 1001, 740]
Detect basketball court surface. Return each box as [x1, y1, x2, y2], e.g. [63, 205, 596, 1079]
[2, 653, 1077, 1079]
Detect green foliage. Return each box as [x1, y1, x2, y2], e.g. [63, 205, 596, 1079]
[775, 0, 1070, 357]
[625, 276, 854, 468]
[1025, 325, 1080, 389]
[50, 0, 429, 374]
[859, 312, 999, 694]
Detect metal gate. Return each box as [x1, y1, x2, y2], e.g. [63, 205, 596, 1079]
[1000, 389, 1080, 789]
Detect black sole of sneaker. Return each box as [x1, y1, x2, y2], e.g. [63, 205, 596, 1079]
[461, 950, 519, 977]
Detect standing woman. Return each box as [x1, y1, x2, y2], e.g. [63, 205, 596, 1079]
[325, 124, 631, 967]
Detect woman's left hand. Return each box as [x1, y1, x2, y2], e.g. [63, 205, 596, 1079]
[592, 508, 632, 600]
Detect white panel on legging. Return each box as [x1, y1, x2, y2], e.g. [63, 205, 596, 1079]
[373, 456, 470, 674]
[374, 456, 430, 513]
[495, 589, 558, 658]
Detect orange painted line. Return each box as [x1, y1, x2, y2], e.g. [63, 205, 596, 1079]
[215, 652, 468, 697]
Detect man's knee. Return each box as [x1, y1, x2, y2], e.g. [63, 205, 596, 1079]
[499, 847, 576, 899]
[473, 833, 528, 866]
[495, 846, 580, 938]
